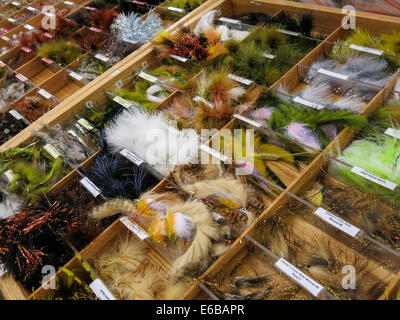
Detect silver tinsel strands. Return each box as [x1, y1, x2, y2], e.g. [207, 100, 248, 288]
[112, 12, 163, 45]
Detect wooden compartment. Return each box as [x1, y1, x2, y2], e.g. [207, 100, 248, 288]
[16, 55, 62, 85]
[39, 69, 85, 101]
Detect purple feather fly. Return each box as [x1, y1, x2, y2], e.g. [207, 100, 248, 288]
[250, 107, 274, 121]
[285, 122, 321, 150]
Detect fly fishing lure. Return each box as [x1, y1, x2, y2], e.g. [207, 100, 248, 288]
[13, 95, 55, 122]
[37, 40, 83, 67]
[75, 55, 112, 81]
[0, 112, 29, 145]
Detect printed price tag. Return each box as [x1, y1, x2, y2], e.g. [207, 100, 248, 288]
[193, 96, 214, 107]
[0, 264, 7, 277]
[77, 118, 94, 131]
[349, 44, 384, 56]
[167, 6, 185, 13]
[41, 57, 54, 64]
[169, 54, 188, 62]
[24, 24, 34, 30]
[95, 54, 109, 62]
[89, 279, 116, 300]
[200, 144, 231, 162]
[15, 73, 28, 82]
[277, 29, 300, 36]
[1, 35, 10, 41]
[228, 73, 253, 86]
[113, 96, 133, 108]
[4, 169, 16, 182]
[234, 114, 262, 128]
[138, 71, 157, 83]
[7, 18, 17, 23]
[43, 144, 61, 159]
[351, 166, 397, 191]
[132, 0, 146, 5]
[64, 1, 75, 5]
[219, 17, 241, 24]
[79, 177, 101, 198]
[84, 6, 96, 10]
[293, 96, 325, 110]
[69, 71, 84, 81]
[9, 109, 24, 120]
[89, 27, 102, 33]
[38, 89, 53, 100]
[275, 258, 323, 297]
[20, 46, 32, 53]
[119, 149, 143, 166]
[314, 207, 360, 237]
[385, 128, 400, 140]
[318, 68, 349, 81]
[263, 53, 275, 59]
[120, 217, 149, 240]
[27, 6, 37, 11]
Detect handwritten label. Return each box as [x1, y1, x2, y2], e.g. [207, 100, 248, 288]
[41, 57, 54, 64]
[113, 96, 133, 109]
[193, 96, 213, 107]
[169, 54, 188, 62]
[79, 177, 101, 198]
[275, 258, 323, 297]
[9, 109, 23, 120]
[120, 217, 149, 240]
[228, 73, 253, 86]
[314, 207, 360, 237]
[167, 6, 185, 13]
[318, 68, 349, 81]
[38, 89, 53, 99]
[385, 128, 400, 140]
[94, 54, 109, 62]
[277, 29, 300, 37]
[43, 144, 61, 159]
[351, 166, 397, 190]
[69, 71, 83, 81]
[233, 114, 262, 128]
[138, 71, 157, 83]
[119, 149, 143, 166]
[89, 279, 116, 300]
[349, 44, 383, 56]
[293, 96, 325, 110]
[219, 17, 241, 25]
[77, 118, 94, 131]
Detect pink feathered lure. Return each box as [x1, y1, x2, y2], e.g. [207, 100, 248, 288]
[285, 122, 321, 150]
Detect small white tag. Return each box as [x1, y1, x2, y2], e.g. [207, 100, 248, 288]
[274, 258, 324, 297]
[89, 279, 116, 300]
[9, 109, 23, 120]
[317, 68, 349, 81]
[69, 71, 84, 81]
[385, 128, 400, 140]
[79, 177, 101, 198]
[11, 1, 20, 6]
[4, 170, 15, 182]
[120, 217, 149, 240]
[111, 70, 120, 76]
[0, 264, 7, 277]
[7, 18, 17, 23]
[277, 29, 300, 37]
[200, 144, 231, 162]
[38, 89, 52, 100]
[219, 17, 241, 25]
[167, 6, 185, 13]
[314, 207, 360, 238]
[234, 114, 262, 128]
[349, 44, 383, 56]
[24, 24, 34, 30]
[351, 166, 397, 191]
[263, 53, 276, 59]
[169, 54, 188, 62]
[293, 96, 325, 110]
[95, 54, 109, 62]
[77, 118, 94, 131]
[113, 96, 133, 108]
[119, 149, 143, 166]
[43, 144, 61, 159]
[228, 73, 253, 86]
[138, 71, 157, 83]
[27, 6, 37, 11]
[193, 96, 213, 107]
[64, 1, 74, 5]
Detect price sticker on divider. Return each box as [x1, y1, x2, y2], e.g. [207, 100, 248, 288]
[85, 100, 93, 108]
[293, 96, 325, 110]
[277, 29, 300, 37]
[15, 73, 28, 82]
[11, 1, 20, 6]
[275, 258, 323, 297]
[228, 73, 253, 86]
[79, 177, 101, 198]
[24, 24, 34, 31]
[1, 35, 10, 42]
[41, 57, 54, 65]
[385, 128, 400, 140]
[69, 71, 84, 81]
[95, 54, 110, 62]
[113, 96, 133, 109]
[89, 279, 116, 300]
[20, 46, 32, 53]
[138, 71, 157, 83]
[43, 144, 61, 159]
[89, 27, 103, 33]
[64, 1, 75, 5]
[0, 61, 6, 67]
[119, 149, 143, 166]
[314, 207, 361, 238]
[219, 17, 241, 25]
[351, 166, 397, 191]
[27, 6, 37, 11]
[44, 32, 53, 39]
[77, 118, 94, 131]
[349, 44, 384, 56]
[317, 68, 349, 81]
[9, 109, 24, 120]
[120, 217, 149, 240]
[167, 6, 185, 13]
[39, 89, 53, 100]
[4, 170, 16, 183]
[111, 70, 120, 76]
[234, 114, 262, 128]
[193, 96, 214, 108]
[132, 0, 146, 5]
[263, 53, 275, 59]
[84, 6, 96, 10]
[0, 264, 7, 277]
[169, 54, 188, 63]
[7, 18, 17, 23]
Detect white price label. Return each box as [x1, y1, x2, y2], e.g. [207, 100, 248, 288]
[95, 54, 110, 62]
[219, 17, 241, 25]
[79, 177, 101, 198]
[24, 24, 34, 30]
[349, 44, 383, 56]
[77, 118, 94, 131]
[43, 144, 61, 159]
[293, 96, 325, 110]
[234, 114, 262, 128]
[167, 6, 185, 13]
[275, 258, 324, 297]
[89, 279, 116, 300]
[228, 73, 253, 86]
[11, 1, 20, 6]
[120, 217, 149, 240]
[138, 71, 157, 83]
[385, 128, 400, 140]
[0, 264, 7, 277]
[111, 70, 120, 76]
[27, 6, 36, 11]
[38, 89, 52, 100]
[317, 68, 349, 81]
[200, 144, 231, 162]
[263, 53, 276, 59]
[169, 54, 188, 62]
[314, 207, 360, 237]
[7, 18, 17, 23]
[69, 71, 83, 81]
[277, 29, 300, 37]
[119, 149, 143, 166]
[351, 166, 397, 191]
[193, 96, 214, 107]
[113, 96, 133, 108]
[9, 109, 23, 120]
[64, 1, 74, 5]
